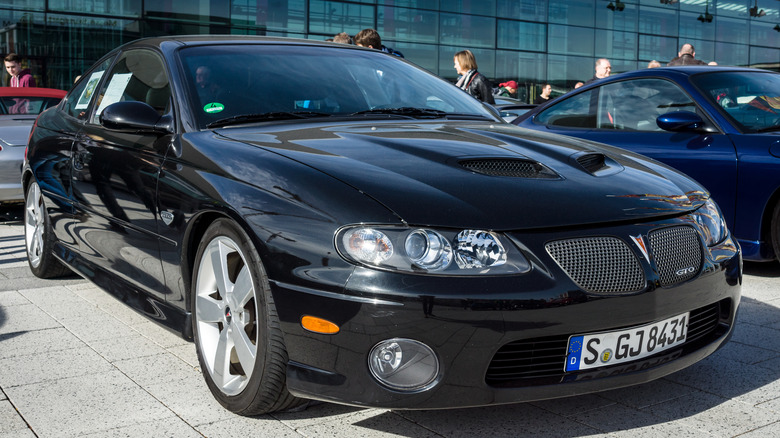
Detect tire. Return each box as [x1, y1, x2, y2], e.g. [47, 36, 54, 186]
[772, 202, 780, 264]
[24, 181, 70, 278]
[191, 218, 305, 415]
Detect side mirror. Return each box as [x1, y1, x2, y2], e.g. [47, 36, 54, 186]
[100, 101, 173, 135]
[656, 111, 705, 132]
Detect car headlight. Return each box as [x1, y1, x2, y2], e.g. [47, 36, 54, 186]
[692, 199, 727, 246]
[337, 226, 530, 275]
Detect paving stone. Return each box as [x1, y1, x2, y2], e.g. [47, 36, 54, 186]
[5, 370, 174, 438]
[0, 327, 85, 360]
[0, 400, 29, 434]
[0, 345, 113, 388]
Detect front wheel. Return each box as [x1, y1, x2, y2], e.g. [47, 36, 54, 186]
[24, 181, 69, 278]
[191, 218, 305, 415]
[772, 202, 780, 264]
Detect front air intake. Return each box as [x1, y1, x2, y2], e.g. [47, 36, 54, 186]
[545, 237, 646, 294]
[460, 159, 558, 178]
[576, 153, 607, 173]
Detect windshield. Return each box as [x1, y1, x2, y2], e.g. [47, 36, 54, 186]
[691, 71, 780, 133]
[178, 44, 496, 129]
[0, 95, 62, 115]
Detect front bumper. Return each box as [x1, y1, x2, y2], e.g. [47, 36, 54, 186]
[271, 222, 742, 410]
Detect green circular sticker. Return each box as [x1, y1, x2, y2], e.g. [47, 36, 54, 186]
[204, 102, 225, 113]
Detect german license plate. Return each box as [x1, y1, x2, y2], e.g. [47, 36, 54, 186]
[565, 312, 689, 372]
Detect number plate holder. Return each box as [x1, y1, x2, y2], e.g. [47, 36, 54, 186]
[565, 312, 689, 372]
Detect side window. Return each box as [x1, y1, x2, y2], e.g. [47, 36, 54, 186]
[535, 90, 597, 128]
[595, 79, 697, 132]
[61, 56, 116, 120]
[90, 49, 171, 124]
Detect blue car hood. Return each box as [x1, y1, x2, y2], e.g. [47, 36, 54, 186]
[220, 121, 706, 229]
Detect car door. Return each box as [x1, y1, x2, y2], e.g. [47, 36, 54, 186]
[528, 78, 738, 229]
[70, 49, 172, 300]
[28, 56, 117, 249]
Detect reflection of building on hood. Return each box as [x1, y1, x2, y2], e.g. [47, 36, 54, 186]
[10, 68, 36, 87]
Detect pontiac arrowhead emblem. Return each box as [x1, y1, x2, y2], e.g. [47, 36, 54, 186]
[630, 235, 650, 263]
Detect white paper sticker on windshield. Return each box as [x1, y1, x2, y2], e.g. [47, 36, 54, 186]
[96, 73, 133, 116]
[75, 71, 104, 110]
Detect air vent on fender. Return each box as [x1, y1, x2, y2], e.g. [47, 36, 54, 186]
[460, 158, 559, 178]
[572, 152, 624, 177]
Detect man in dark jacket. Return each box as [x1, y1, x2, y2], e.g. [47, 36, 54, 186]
[667, 43, 707, 66]
[354, 29, 404, 58]
[584, 58, 611, 85]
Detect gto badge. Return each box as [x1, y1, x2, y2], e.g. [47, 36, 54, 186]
[676, 266, 696, 276]
[630, 235, 651, 263]
[160, 211, 175, 226]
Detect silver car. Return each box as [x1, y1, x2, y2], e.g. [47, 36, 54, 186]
[0, 87, 65, 203]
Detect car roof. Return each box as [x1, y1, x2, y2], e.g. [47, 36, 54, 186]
[0, 87, 67, 98]
[604, 65, 774, 82]
[114, 34, 365, 52]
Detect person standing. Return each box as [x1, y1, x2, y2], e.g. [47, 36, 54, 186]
[354, 29, 404, 58]
[584, 58, 611, 85]
[534, 84, 552, 104]
[667, 44, 707, 66]
[4, 53, 35, 87]
[495, 80, 518, 98]
[453, 50, 495, 104]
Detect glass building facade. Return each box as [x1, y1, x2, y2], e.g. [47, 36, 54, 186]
[2, 0, 778, 103]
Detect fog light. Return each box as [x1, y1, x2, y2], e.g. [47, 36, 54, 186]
[368, 338, 439, 391]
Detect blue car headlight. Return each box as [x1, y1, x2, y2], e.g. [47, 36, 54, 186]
[693, 199, 727, 246]
[337, 226, 530, 275]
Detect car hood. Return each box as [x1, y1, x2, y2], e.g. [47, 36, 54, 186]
[0, 118, 35, 147]
[220, 121, 706, 229]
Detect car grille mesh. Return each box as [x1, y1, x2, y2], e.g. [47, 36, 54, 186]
[648, 226, 702, 287]
[460, 159, 558, 178]
[485, 300, 726, 386]
[545, 237, 645, 294]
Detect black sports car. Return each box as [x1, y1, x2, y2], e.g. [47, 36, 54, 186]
[23, 36, 741, 415]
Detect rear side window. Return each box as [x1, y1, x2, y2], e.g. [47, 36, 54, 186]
[61, 56, 116, 120]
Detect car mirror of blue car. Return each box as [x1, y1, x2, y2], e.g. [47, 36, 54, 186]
[656, 111, 706, 132]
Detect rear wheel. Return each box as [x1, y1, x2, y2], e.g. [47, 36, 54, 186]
[191, 218, 305, 415]
[24, 181, 70, 278]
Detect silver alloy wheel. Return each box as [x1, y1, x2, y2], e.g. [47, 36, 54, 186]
[25, 182, 44, 269]
[195, 235, 259, 396]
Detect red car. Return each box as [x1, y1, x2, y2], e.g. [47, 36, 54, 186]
[0, 87, 66, 203]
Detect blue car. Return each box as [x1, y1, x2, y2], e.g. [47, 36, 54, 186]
[514, 66, 780, 263]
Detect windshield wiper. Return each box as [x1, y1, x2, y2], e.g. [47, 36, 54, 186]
[208, 111, 331, 128]
[350, 107, 447, 119]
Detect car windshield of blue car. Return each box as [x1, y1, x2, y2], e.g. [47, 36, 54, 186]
[179, 44, 497, 129]
[692, 71, 780, 134]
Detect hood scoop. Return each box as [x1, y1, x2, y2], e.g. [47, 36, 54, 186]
[574, 152, 624, 177]
[460, 158, 559, 179]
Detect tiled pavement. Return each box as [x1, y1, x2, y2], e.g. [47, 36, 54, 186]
[1, 208, 779, 437]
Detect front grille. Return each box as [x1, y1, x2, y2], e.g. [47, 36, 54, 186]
[545, 237, 645, 294]
[485, 299, 729, 386]
[648, 226, 702, 287]
[460, 159, 558, 178]
[485, 300, 727, 387]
